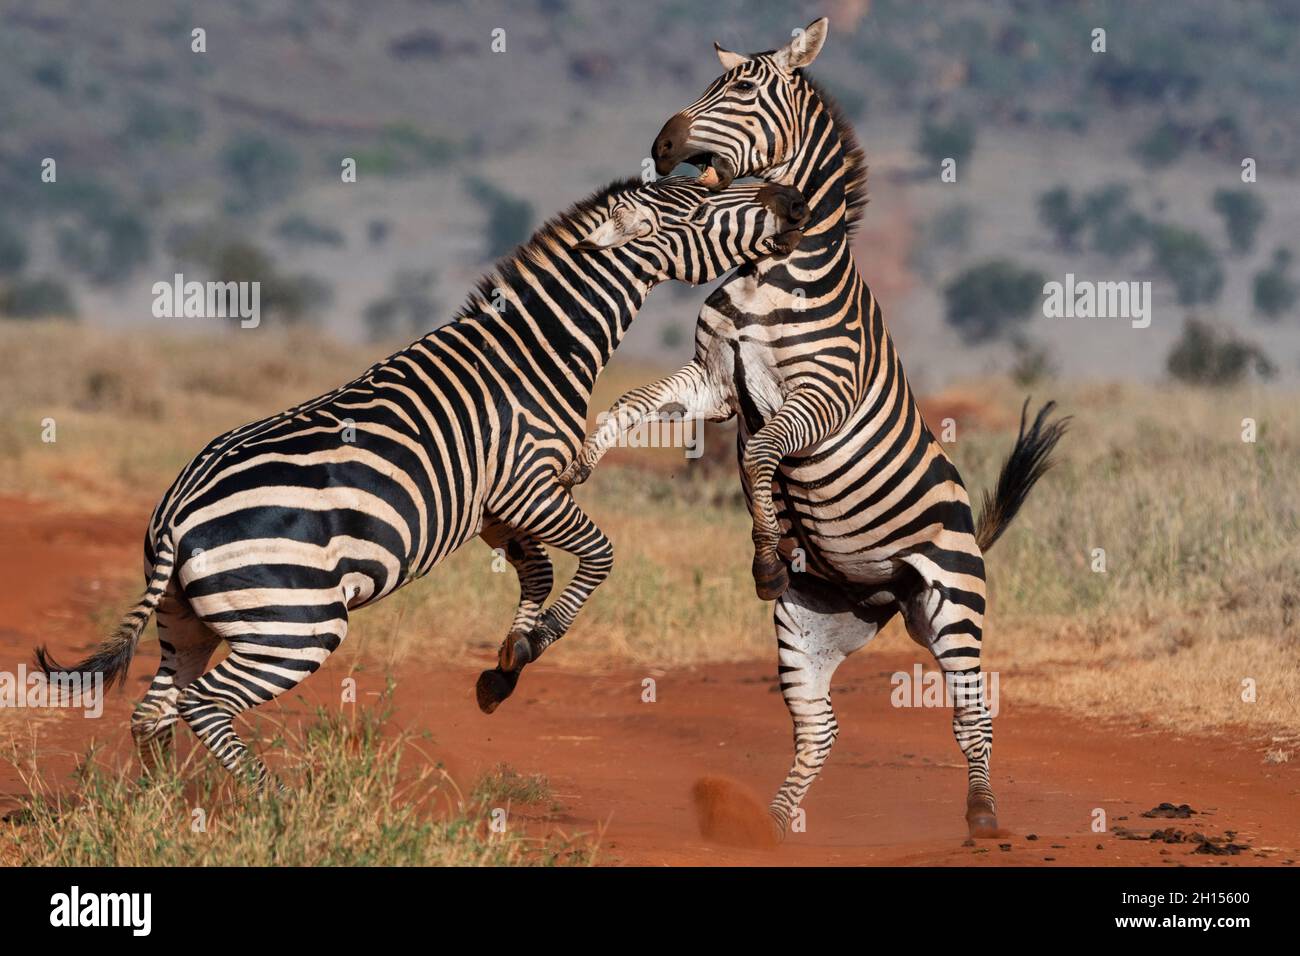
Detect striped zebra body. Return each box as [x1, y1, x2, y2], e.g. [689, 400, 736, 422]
[36, 177, 808, 784]
[564, 20, 1067, 838]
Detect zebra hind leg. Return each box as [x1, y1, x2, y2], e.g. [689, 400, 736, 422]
[130, 587, 222, 774]
[178, 609, 348, 789]
[766, 575, 891, 839]
[900, 572, 998, 838]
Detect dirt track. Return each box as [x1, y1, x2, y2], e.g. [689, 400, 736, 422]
[2, 497, 1297, 866]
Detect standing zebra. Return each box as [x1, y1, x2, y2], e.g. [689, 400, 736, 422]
[36, 177, 809, 784]
[560, 19, 1067, 839]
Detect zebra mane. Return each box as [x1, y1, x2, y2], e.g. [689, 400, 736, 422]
[454, 176, 644, 322]
[800, 73, 870, 236]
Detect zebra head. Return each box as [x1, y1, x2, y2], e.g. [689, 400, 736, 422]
[572, 177, 808, 284]
[652, 17, 830, 191]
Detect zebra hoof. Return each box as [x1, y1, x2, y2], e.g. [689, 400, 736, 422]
[498, 632, 533, 673]
[752, 553, 789, 601]
[966, 798, 999, 838]
[476, 668, 519, 714]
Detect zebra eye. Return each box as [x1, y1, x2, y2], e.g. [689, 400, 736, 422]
[732, 80, 757, 93]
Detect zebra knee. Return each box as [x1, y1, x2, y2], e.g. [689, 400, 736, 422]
[589, 537, 614, 575]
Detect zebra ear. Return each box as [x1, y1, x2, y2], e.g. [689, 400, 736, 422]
[574, 213, 644, 251]
[714, 42, 749, 71]
[773, 17, 829, 73]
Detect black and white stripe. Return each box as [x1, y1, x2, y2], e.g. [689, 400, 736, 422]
[37, 176, 807, 784]
[565, 20, 1067, 838]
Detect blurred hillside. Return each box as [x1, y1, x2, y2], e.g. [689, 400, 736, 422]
[1, 0, 1299, 385]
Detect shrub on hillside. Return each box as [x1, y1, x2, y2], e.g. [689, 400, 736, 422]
[1037, 186, 1084, 251]
[1037, 184, 1147, 257]
[1133, 121, 1192, 168]
[917, 116, 975, 169]
[222, 134, 300, 214]
[1166, 317, 1273, 386]
[0, 277, 78, 319]
[1082, 184, 1148, 258]
[0, 219, 28, 277]
[57, 207, 151, 285]
[1253, 248, 1297, 321]
[466, 177, 535, 261]
[1149, 225, 1223, 306]
[1211, 189, 1266, 255]
[943, 259, 1045, 344]
[275, 214, 346, 248]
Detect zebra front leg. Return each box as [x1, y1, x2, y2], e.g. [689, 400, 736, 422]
[558, 360, 730, 488]
[476, 490, 614, 713]
[900, 562, 998, 838]
[767, 576, 892, 839]
[742, 388, 844, 600]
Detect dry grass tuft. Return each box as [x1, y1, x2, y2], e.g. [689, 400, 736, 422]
[2, 703, 594, 866]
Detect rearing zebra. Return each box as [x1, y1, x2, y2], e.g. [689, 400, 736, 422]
[561, 19, 1067, 838]
[36, 177, 809, 784]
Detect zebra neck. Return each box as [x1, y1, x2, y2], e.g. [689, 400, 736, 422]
[771, 97, 851, 251]
[482, 250, 653, 390]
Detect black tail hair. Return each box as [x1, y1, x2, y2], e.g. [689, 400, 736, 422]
[974, 399, 1070, 553]
[34, 540, 175, 691]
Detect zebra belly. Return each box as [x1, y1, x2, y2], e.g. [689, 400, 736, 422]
[774, 469, 902, 588]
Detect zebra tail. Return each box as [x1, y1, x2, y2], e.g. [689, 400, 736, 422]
[34, 537, 176, 692]
[974, 399, 1070, 553]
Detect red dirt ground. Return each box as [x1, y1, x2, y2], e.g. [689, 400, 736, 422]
[2, 496, 1298, 866]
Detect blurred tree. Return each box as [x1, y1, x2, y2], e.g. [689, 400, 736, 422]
[1082, 184, 1148, 258]
[917, 116, 975, 168]
[0, 219, 28, 277]
[222, 133, 300, 214]
[1089, 56, 1201, 107]
[31, 58, 68, 93]
[120, 95, 203, 148]
[57, 208, 151, 286]
[466, 177, 535, 260]
[1253, 248, 1297, 321]
[1148, 225, 1223, 306]
[1211, 188, 1266, 254]
[275, 214, 345, 248]
[1166, 317, 1273, 386]
[1010, 337, 1058, 387]
[1036, 186, 1084, 251]
[942, 260, 1045, 344]
[1133, 121, 1192, 168]
[0, 277, 77, 320]
[210, 241, 331, 327]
